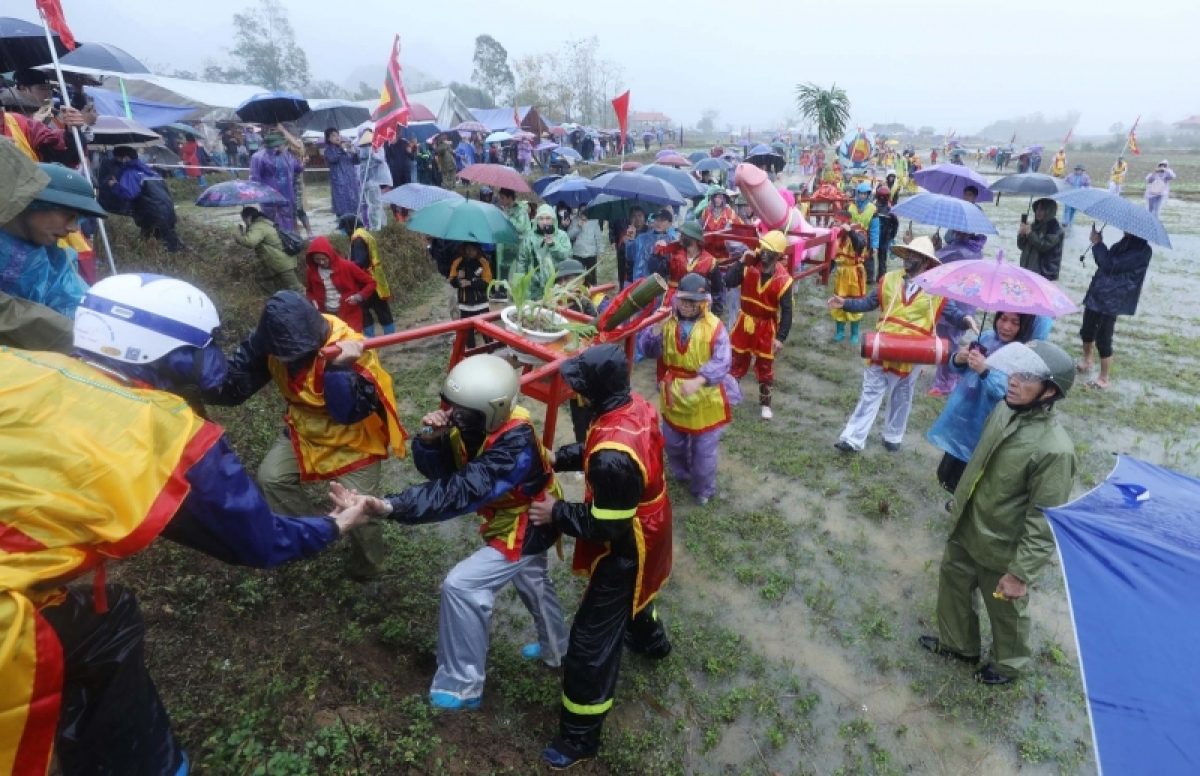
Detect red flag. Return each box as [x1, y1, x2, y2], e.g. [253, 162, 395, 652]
[513, 105, 522, 130]
[611, 90, 630, 145]
[1062, 127, 1073, 146]
[36, 0, 77, 50]
[372, 35, 411, 149]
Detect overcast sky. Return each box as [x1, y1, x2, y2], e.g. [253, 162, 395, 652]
[46, 0, 1200, 134]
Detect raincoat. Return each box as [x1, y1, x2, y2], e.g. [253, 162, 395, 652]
[515, 205, 572, 296]
[831, 228, 869, 324]
[1082, 235, 1153, 317]
[233, 215, 299, 290]
[324, 142, 360, 218]
[1017, 198, 1064, 281]
[0, 228, 88, 319]
[495, 202, 531, 281]
[631, 225, 678, 282]
[249, 146, 302, 231]
[303, 236, 377, 332]
[548, 345, 673, 760]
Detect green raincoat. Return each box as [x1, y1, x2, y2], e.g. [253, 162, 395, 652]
[515, 205, 572, 297]
[495, 202, 531, 282]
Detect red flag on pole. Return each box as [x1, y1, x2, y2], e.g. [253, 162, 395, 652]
[372, 35, 411, 149]
[36, 0, 76, 49]
[513, 105, 522, 130]
[611, 90, 630, 144]
[1062, 127, 1073, 146]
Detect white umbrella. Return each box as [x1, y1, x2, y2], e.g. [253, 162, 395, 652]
[485, 131, 513, 144]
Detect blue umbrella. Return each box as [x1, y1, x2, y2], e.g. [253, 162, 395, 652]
[532, 175, 562, 196]
[381, 183, 464, 211]
[913, 163, 994, 203]
[635, 164, 706, 198]
[1051, 188, 1171, 247]
[541, 175, 596, 209]
[687, 151, 708, 163]
[0, 16, 71, 71]
[236, 92, 311, 124]
[555, 148, 583, 161]
[693, 157, 732, 173]
[892, 192, 998, 235]
[586, 172, 686, 206]
[1045, 456, 1200, 775]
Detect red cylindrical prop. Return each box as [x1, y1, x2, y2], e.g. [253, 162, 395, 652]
[860, 332, 951, 365]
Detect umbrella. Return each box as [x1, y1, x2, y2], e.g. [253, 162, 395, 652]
[140, 145, 181, 166]
[687, 151, 708, 163]
[990, 173, 1070, 197]
[455, 121, 490, 135]
[89, 116, 160, 145]
[636, 164, 707, 198]
[913, 164, 994, 203]
[642, 130, 655, 138]
[534, 140, 559, 152]
[0, 17, 71, 72]
[654, 149, 678, 160]
[541, 175, 596, 209]
[892, 192, 999, 235]
[485, 131, 514, 144]
[913, 249, 1078, 318]
[586, 172, 686, 206]
[655, 154, 691, 167]
[1029, 145, 1045, 153]
[693, 158, 732, 173]
[195, 180, 288, 207]
[159, 122, 204, 139]
[236, 92, 311, 124]
[746, 144, 785, 173]
[381, 183, 464, 211]
[407, 103, 437, 122]
[1051, 189, 1172, 248]
[620, 161, 642, 171]
[584, 193, 657, 221]
[298, 100, 371, 132]
[457, 163, 531, 193]
[513, 131, 536, 141]
[549, 126, 568, 137]
[555, 148, 583, 161]
[532, 175, 562, 195]
[1044, 455, 1200, 776]
[406, 198, 519, 244]
[57, 42, 149, 73]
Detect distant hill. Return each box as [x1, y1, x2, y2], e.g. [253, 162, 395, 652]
[976, 112, 1081, 144]
[340, 64, 443, 97]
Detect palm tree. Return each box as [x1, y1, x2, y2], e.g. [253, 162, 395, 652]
[794, 83, 852, 145]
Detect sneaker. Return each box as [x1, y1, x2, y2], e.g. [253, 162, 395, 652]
[834, 440, 858, 453]
[542, 743, 594, 771]
[974, 663, 1014, 685]
[429, 692, 481, 711]
[883, 441, 902, 452]
[760, 406, 773, 420]
[917, 635, 979, 665]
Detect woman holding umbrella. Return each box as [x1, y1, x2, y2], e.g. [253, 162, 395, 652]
[1078, 228, 1154, 389]
[324, 128, 360, 219]
[249, 132, 303, 231]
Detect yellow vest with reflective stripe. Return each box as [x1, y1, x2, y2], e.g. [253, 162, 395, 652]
[659, 311, 731, 433]
[267, 316, 406, 480]
[352, 228, 391, 300]
[848, 201, 877, 231]
[874, 270, 945, 376]
[0, 348, 221, 775]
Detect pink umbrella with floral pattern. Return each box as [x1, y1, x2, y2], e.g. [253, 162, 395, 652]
[913, 249, 1078, 320]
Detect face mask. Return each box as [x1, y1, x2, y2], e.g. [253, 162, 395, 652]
[537, 223, 555, 235]
[903, 258, 924, 276]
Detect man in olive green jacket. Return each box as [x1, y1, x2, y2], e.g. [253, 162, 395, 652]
[234, 206, 303, 294]
[921, 340, 1077, 685]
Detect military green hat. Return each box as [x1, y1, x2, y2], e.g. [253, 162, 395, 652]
[556, 259, 588, 279]
[28, 163, 108, 218]
[678, 221, 704, 241]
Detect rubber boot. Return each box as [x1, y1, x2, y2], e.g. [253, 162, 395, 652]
[363, 325, 376, 337]
[382, 323, 396, 335]
[833, 321, 846, 342]
[849, 321, 860, 344]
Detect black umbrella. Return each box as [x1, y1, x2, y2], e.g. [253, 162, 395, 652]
[989, 172, 1070, 209]
[89, 116, 160, 145]
[297, 100, 370, 132]
[235, 92, 311, 124]
[140, 145, 181, 166]
[0, 16, 72, 72]
[58, 42, 150, 74]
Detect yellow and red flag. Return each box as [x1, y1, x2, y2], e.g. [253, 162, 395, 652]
[1127, 116, 1141, 155]
[36, 0, 76, 50]
[372, 35, 411, 149]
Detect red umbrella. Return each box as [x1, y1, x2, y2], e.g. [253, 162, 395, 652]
[457, 163, 531, 193]
[549, 126, 568, 136]
[655, 154, 691, 167]
[408, 102, 436, 123]
[621, 161, 642, 171]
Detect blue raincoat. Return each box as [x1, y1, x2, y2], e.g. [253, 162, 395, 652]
[0, 229, 88, 318]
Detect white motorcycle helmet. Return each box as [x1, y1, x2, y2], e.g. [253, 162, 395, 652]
[74, 274, 220, 363]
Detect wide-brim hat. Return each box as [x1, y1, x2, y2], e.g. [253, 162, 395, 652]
[556, 258, 587, 279]
[678, 221, 704, 241]
[891, 236, 940, 266]
[30, 163, 108, 218]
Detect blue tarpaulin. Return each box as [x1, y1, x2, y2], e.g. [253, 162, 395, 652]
[1045, 455, 1200, 776]
[86, 87, 197, 129]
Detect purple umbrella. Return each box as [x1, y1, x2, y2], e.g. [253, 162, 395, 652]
[912, 164, 995, 203]
[534, 140, 559, 152]
[195, 180, 287, 207]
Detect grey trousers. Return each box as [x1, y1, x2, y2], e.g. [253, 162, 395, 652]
[432, 546, 569, 702]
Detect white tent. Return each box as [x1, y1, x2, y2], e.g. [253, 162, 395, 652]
[406, 88, 474, 129]
[110, 74, 269, 121]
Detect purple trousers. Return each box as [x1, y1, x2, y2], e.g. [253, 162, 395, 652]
[930, 322, 965, 394]
[662, 423, 724, 499]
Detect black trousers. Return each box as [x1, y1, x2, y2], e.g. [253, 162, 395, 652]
[556, 553, 670, 758]
[569, 397, 593, 445]
[1080, 307, 1118, 359]
[361, 293, 394, 331]
[42, 585, 183, 776]
[459, 306, 488, 348]
[575, 255, 598, 281]
[937, 452, 968, 495]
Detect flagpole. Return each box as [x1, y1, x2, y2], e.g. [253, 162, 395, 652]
[39, 10, 117, 275]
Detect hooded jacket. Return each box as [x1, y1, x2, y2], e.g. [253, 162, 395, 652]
[1017, 198, 1064, 280]
[515, 204, 572, 296]
[234, 214, 296, 279]
[304, 235, 376, 332]
[1082, 235, 1153, 317]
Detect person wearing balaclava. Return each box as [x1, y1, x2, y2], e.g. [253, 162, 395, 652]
[637, 273, 741, 504]
[725, 230, 794, 420]
[0, 274, 374, 776]
[202, 290, 407, 588]
[514, 203, 572, 297]
[526, 344, 673, 770]
[338, 354, 569, 712]
[921, 340, 1076, 686]
[829, 236, 977, 453]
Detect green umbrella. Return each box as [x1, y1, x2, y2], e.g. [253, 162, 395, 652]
[406, 198, 519, 244]
[584, 193, 657, 221]
[160, 122, 205, 138]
